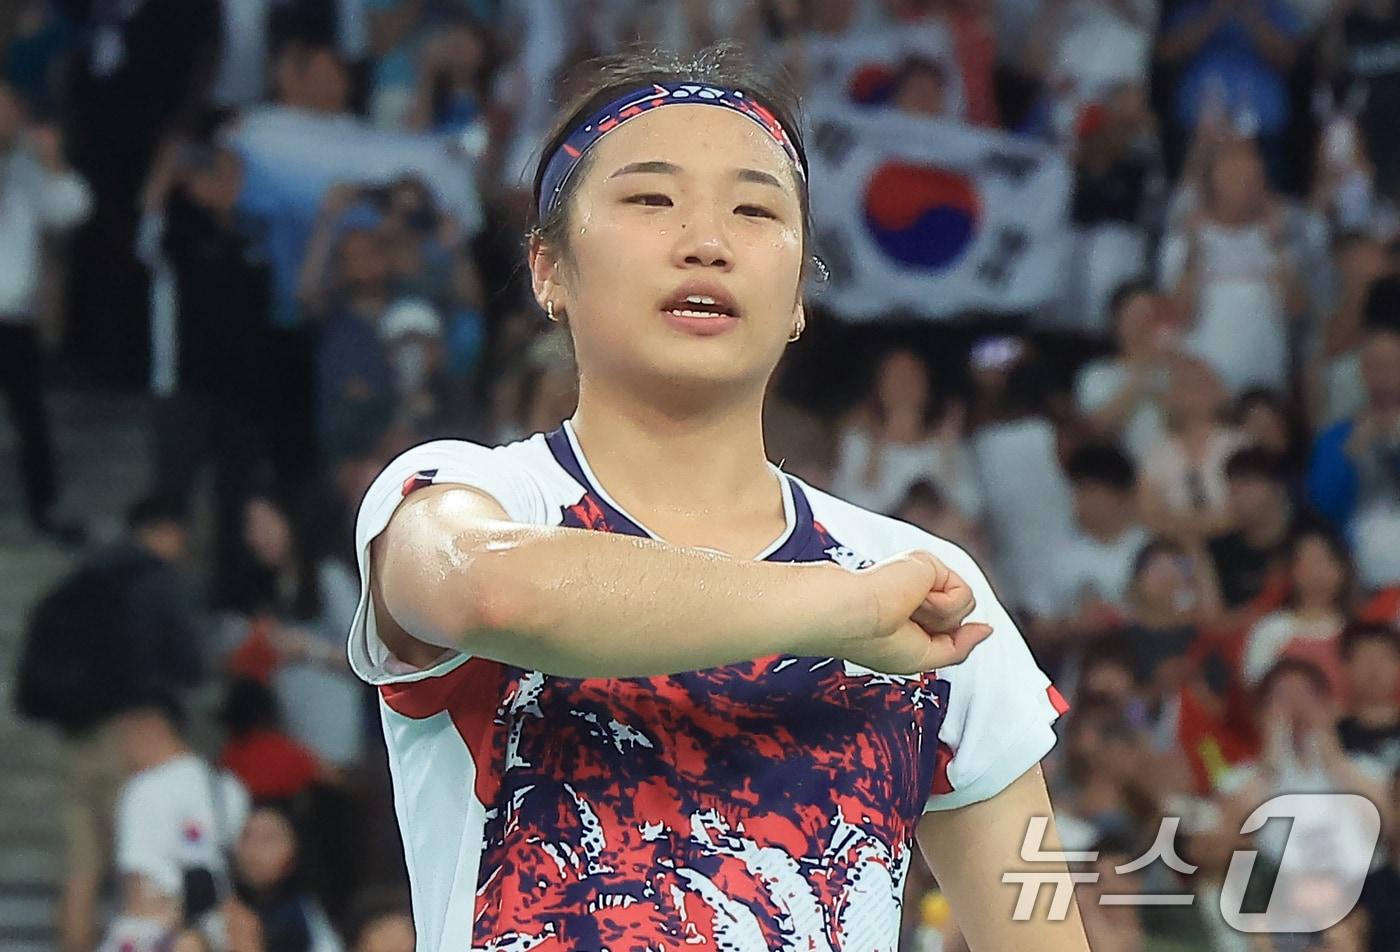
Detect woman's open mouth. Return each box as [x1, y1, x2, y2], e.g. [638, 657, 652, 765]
[661, 285, 741, 336]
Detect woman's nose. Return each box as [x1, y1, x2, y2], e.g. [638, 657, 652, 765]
[675, 208, 733, 270]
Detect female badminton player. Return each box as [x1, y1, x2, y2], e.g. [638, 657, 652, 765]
[350, 46, 1088, 952]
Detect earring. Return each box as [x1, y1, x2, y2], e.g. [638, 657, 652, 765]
[546, 301, 560, 323]
[787, 316, 805, 342]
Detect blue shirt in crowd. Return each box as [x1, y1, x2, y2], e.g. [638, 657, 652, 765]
[1167, 0, 1301, 136]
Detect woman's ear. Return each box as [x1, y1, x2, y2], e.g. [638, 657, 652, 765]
[529, 234, 562, 314]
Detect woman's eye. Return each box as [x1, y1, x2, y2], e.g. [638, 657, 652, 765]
[626, 194, 673, 207]
[736, 204, 777, 219]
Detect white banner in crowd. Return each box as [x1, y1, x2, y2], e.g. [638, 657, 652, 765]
[802, 23, 967, 120]
[805, 105, 1072, 321]
[227, 106, 484, 236]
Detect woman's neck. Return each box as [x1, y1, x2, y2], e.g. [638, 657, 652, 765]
[569, 380, 783, 550]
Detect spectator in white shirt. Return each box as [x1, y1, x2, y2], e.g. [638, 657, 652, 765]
[969, 339, 1077, 613]
[1241, 526, 1356, 696]
[1160, 137, 1308, 396]
[1075, 278, 1175, 462]
[1040, 444, 1148, 646]
[1138, 356, 1247, 544]
[831, 347, 983, 518]
[100, 702, 250, 952]
[0, 79, 93, 545]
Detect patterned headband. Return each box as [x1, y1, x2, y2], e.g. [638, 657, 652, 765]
[536, 82, 806, 221]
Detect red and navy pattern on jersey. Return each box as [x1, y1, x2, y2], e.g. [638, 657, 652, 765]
[401, 468, 439, 498]
[381, 430, 957, 950]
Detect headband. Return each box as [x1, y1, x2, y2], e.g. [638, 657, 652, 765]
[536, 82, 806, 220]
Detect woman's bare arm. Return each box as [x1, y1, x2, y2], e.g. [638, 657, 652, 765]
[916, 765, 1092, 951]
[370, 484, 994, 679]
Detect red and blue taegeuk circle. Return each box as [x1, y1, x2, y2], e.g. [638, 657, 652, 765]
[862, 161, 981, 270]
[849, 63, 899, 106]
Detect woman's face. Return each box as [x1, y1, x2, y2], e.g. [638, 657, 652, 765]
[443, 24, 486, 83]
[1292, 536, 1346, 607]
[1134, 550, 1190, 613]
[339, 228, 392, 292]
[532, 104, 806, 405]
[1261, 670, 1330, 733]
[234, 808, 297, 889]
[1347, 638, 1400, 702]
[244, 498, 293, 569]
[1208, 145, 1267, 220]
[1082, 662, 1135, 704]
[875, 350, 930, 415]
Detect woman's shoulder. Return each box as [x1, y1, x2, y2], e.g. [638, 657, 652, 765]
[361, 431, 569, 530]
[799, 479, 984, 573]
[376, 431, 557, 481]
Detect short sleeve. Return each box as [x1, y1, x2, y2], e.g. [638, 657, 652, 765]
[346, 439, 547, 686]
[114, 777, 179, 894]
[219, 773, 251, 852]
[1158, 230, 1189, 291]
[923, 543, 1067, 812]
[1240, 613, 1292, 685]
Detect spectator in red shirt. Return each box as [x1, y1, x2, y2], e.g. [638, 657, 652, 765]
[218, 679, 332, 801]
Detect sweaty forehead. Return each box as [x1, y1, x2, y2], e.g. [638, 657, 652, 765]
[584, 104, 801, 191]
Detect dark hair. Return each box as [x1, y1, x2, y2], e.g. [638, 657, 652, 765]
[1233, 388, 1307, 472]
[1065, 443, 1136, 492]
[221, 678, 283, 737]
[1223, 446, 1288, 484]
[271, 33, 343, 69]
[1255, 656, 1331, 707]
[1108, 277, 1156, 341]
[1081, 636, 1137, 678]
[1363, 275, 1400, 330]
[1064, 696, 1137, 786]
[240, 489, 340, 621]
[235, 799, 316, 937]
[866, 347, 943, 430]
[1089, 832, 1142, 863]
[1283, 524, 1355, 612]
[529, 44, 811, 260]
[898, 479, 949, 514]
[1340, 621, 1400, 661]
[344, 887, 413, 949]
[126, 492, 191, 533]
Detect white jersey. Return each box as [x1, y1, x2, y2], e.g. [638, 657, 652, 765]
[348, 420, 1065, 952]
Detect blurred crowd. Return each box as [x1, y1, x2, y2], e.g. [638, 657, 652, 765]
[2, 0, 1399, 950]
